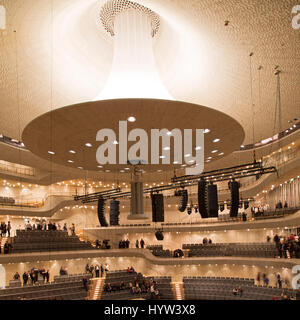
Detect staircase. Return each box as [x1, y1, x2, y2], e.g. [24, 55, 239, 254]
[172, 282, 185, 300]
[89, 278, 105, 300]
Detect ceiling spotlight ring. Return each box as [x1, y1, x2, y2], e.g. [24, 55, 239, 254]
[100, 0, 160, 37]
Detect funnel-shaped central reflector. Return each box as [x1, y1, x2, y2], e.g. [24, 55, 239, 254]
[95, 0, 173, 100]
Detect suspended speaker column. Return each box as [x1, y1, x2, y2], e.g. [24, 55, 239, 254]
[128, 174, 148, 220]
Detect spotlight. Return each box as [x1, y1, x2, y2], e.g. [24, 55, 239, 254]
[127, 116, 136, 122]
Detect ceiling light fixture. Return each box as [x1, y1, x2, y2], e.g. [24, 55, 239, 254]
[127, 116, 136, 122]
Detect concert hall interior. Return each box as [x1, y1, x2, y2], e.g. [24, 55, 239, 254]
[0, 0, 299, 301]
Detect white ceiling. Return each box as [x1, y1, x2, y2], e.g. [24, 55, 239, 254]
[0, 0, 299, 182]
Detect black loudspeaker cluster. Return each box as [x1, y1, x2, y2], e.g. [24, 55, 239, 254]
[219, 203, 225, 212]
[207, 184, 218, 217]
[244, 201, 249, 210]
[198, 180, 219, 218]
[175, 189, 188, 212]
[155, 230, 164, 241]
[229, 181, 240, 217]
[109, 200, 120, 226]
[97, 197, 108, 227]
[151, 193, 164, 222]
[198, 180, 208, 218]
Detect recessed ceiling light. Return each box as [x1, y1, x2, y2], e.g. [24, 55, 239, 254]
[241, 145, 245, 148]
[207, 157, 212, 160]
[105, 170, 110, 173]
[163, 147, 170, 151]
[68, 160, 74, 163]
[206, 160, 211, 163]
[211, 150, 218, 153]
[160, 156, 166, 159]
[78, 167, 83, 170]
[213, 138, 220, 143]
[189, 160, 195, 163]
[113, 140, 118, 145]
[69, 150, 76, 154]
[166, 131, 172, 136]
[195, 146, 202, 151]
[48, 151, 55, 155]
[173, 161, 179, 164]
[219, 152, 224, 156]
[184, 154, 191, 158]
[127, 116, 136, 122]
[97, 165, 103, 168]
[120, 170, 125, 173]
[85, 143, 92, 147]
[125, 168, 130, 170]
[204, 129, 210, 134]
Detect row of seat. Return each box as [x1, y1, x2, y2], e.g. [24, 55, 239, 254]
[12, 230, 94, 253]
[103, 270, 174, 300]
[0, 278, 89, 300]
[0, 196, 15, 204]
[54, 273, 92, 283]
[183, 277, 297, 300]
[12, 242, 94, 253]
[16, 230, 68, 236]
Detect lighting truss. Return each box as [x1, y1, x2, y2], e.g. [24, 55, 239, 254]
[74, 162, 277, 203]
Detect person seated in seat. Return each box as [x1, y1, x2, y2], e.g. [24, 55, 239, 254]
[129, 282, 134, 295]
[154, 288, 161, 299]
[120, 281, 126, 290]
[3, 242, 9, 254]
[141, 284, 147, 293]
[95, 239, 101, 249]
[13, 272, 20, 280]
[232, 288, 238, 296]
[134, 283, 141, 294]
[104, 283, 112, 293]
[238, 286, 243, 297]
[281, 290, 289, 300]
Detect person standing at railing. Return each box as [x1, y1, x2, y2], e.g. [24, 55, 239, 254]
[7, 221, 11, 237]
[70, 223, 75, 236]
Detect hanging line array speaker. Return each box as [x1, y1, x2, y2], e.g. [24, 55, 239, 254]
[229, 181, 240, 217]
[175, 189, 188, 212]
[151, 193, 164, 222]
[110, 200, 120, 226]
[244, 201, 249, 210]
[219, 204, 225, 212]
[97, 196, 108, 227]
[198, 180, 208, 218]
[155, 230, 164, 241]
[207, 184, 218, 218]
